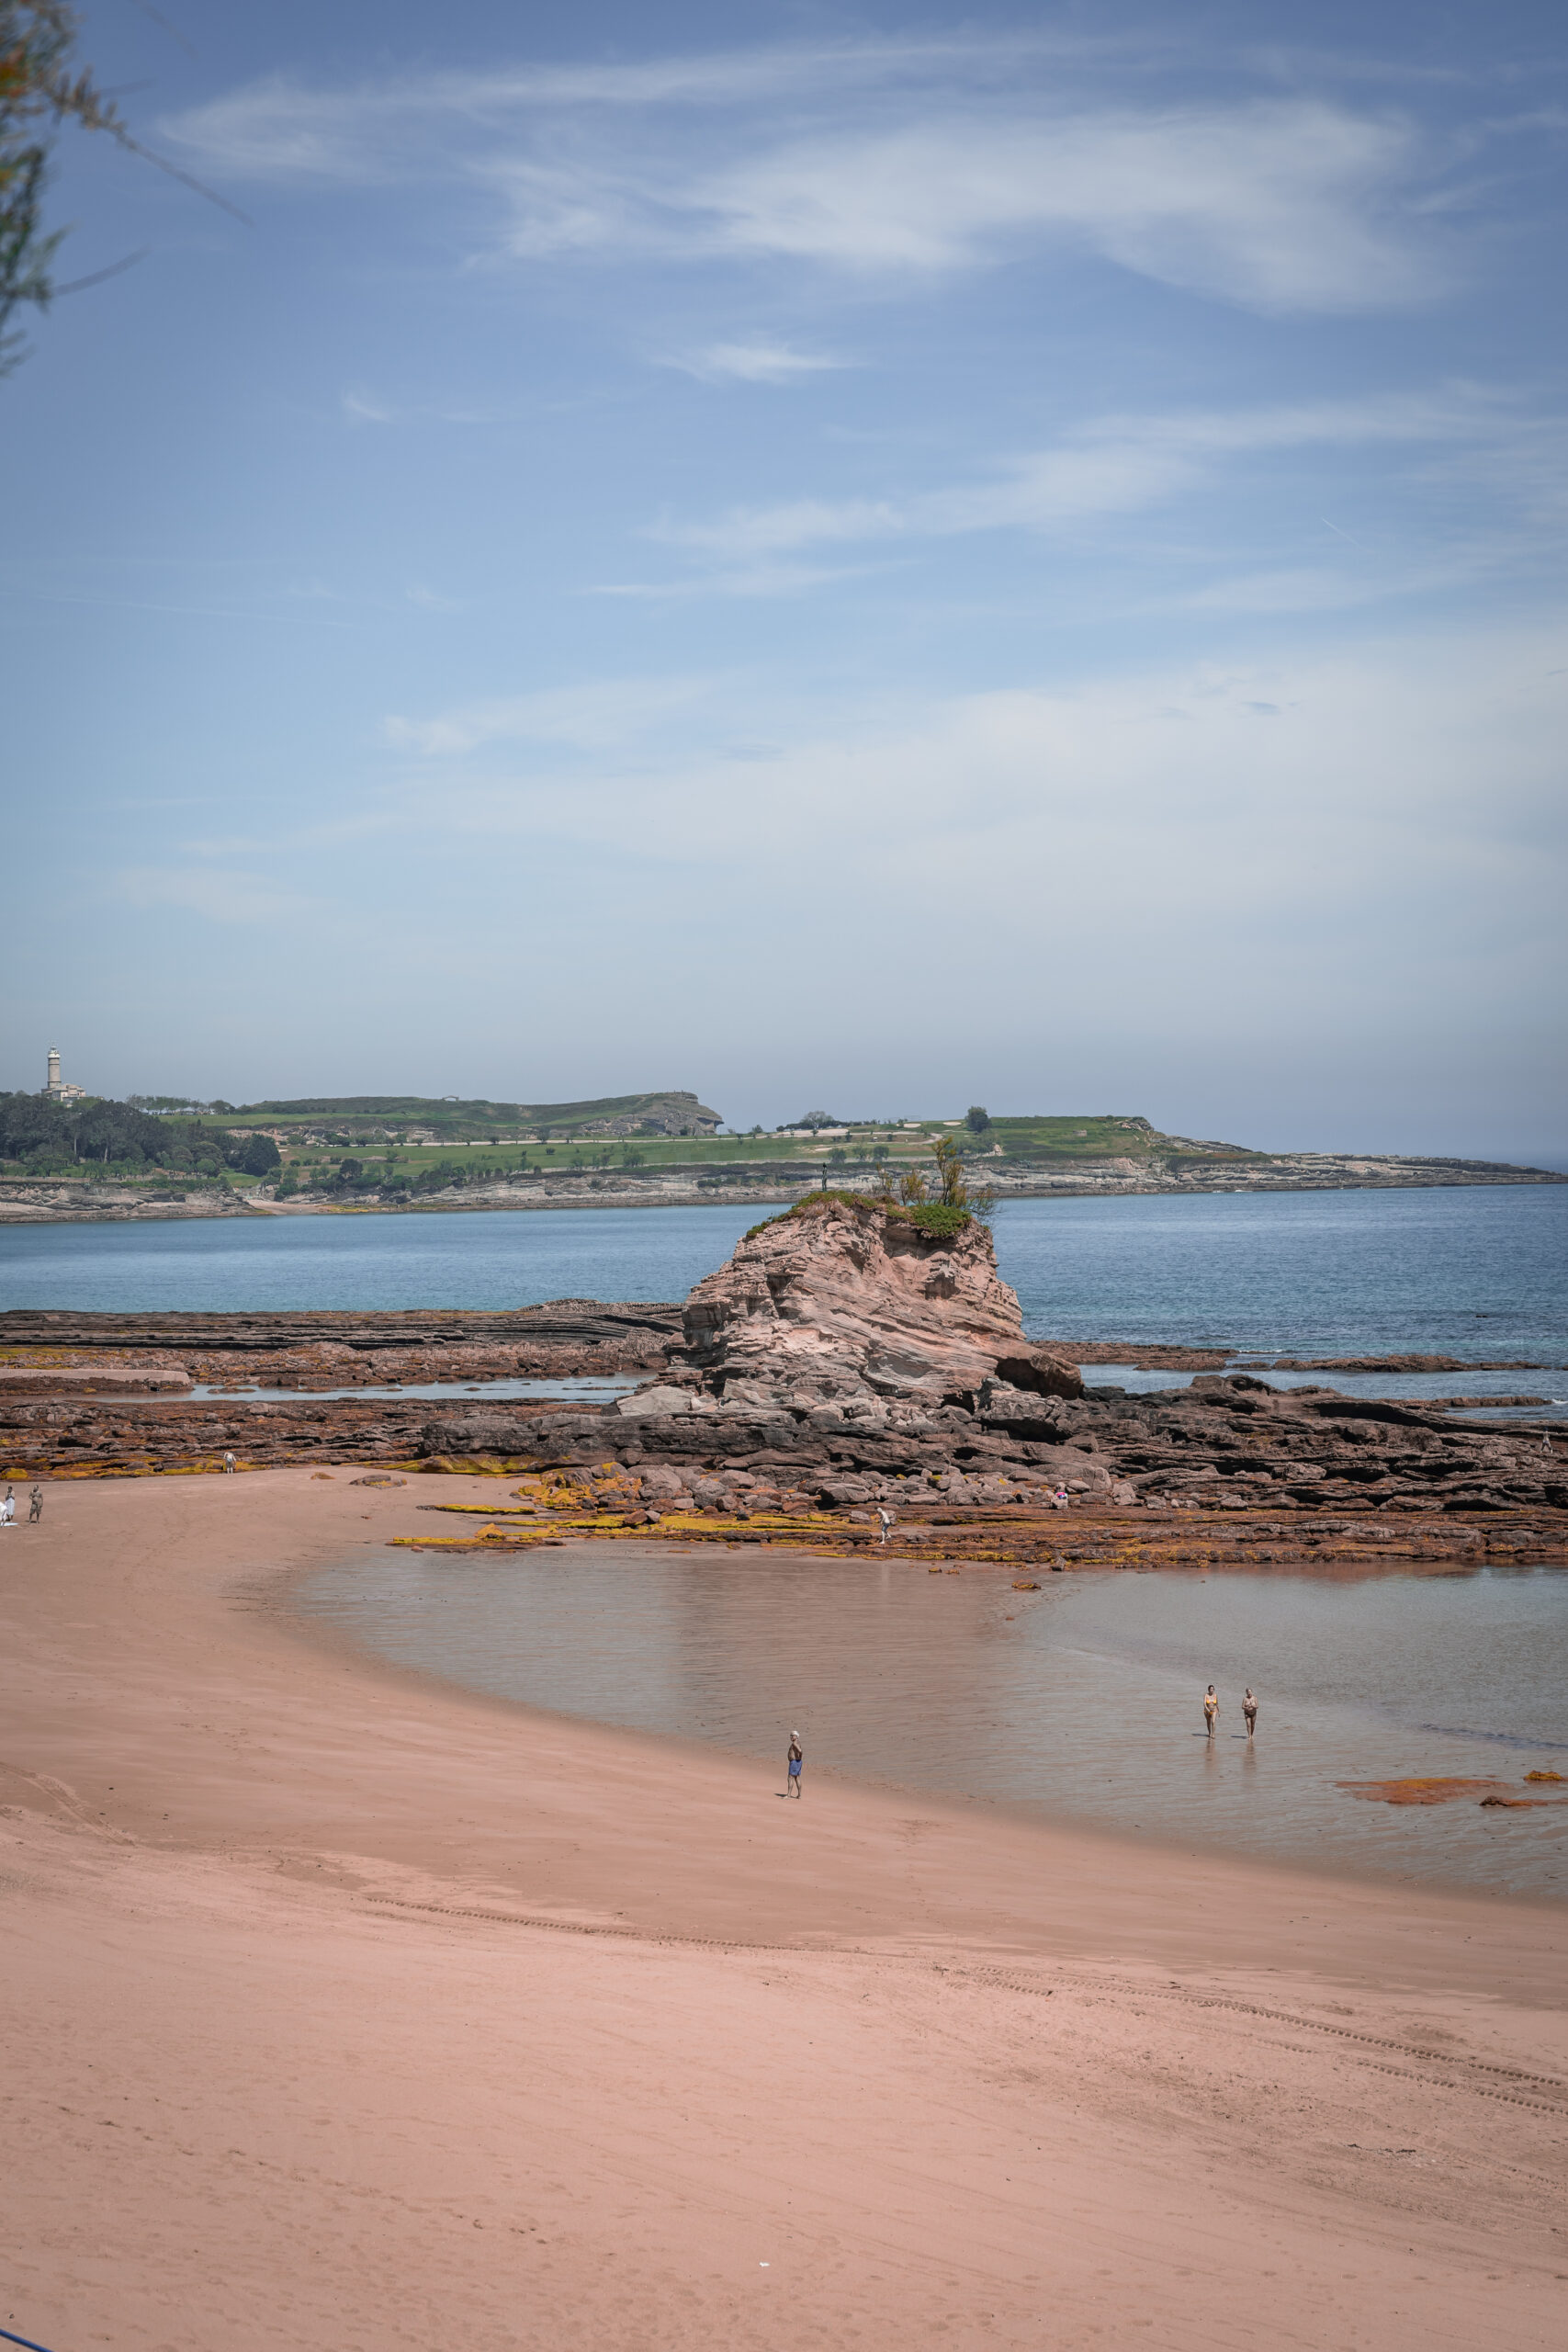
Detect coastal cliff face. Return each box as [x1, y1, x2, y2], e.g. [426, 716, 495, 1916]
[681, 1196, 1081, 1404]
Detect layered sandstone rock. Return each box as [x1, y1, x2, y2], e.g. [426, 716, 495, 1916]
[679, 1196, 1082, 1405]
[0, 1304, 682, 1388]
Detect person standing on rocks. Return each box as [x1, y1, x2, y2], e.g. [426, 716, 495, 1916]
[785, 1732, 804, 1799]
[877, 1507, 894, 1545]
[1203, 1684, 1220, 1738]
[1243, 1688, 1258, 1739]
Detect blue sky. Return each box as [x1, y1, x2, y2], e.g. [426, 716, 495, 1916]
[6, 0, 1565, 1153]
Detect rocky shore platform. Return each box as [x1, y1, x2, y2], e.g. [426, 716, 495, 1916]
[0, 1301, 679, 1476]
[3, 1201, 1563, 1569]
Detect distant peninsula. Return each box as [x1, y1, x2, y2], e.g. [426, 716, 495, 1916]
[0, 1089, 1560, 1222]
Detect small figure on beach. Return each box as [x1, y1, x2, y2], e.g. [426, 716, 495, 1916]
[878, 1506, 894, 1545]
[1243, 1688, 1258, 1738]
[0, 1488, 14, 1530]
[786, 1732, 804, 1798]
[1203, 1684, 1219, 1737]
[28, 1486, 42, 1523]
[223, 1452, 237, 1475]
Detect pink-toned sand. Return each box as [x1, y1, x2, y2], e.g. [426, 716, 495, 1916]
[1, 1468, 1563, 2351]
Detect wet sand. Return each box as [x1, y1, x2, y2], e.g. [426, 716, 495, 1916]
[2, 1467, 1564, 2351]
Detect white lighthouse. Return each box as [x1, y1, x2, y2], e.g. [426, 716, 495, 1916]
[46, 1046, 86, 1105]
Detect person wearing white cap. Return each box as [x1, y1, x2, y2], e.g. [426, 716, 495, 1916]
[785, 1731, 803, 1798]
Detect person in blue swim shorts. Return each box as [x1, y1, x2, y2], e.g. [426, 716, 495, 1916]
[785, 1732, 803, 1798]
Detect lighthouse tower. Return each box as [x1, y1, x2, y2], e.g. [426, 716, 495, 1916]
[45, 1047, 86, 1104]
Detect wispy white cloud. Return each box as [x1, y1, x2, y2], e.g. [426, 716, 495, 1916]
[685, 107, 1429, 308]
[342, 390, 396, 424]
[160, 43, 1466, 314]
[157, 40, 1127, 181]
[474, 102, 1442, 311]
[650, 388, 1521, 560]
[367, 629, 1568, 967]
[660, 338, 847, 384]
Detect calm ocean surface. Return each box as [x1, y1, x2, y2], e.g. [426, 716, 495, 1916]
[2, 1187, 1565, 1362]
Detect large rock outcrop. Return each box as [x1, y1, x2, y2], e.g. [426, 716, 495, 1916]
[679, 1195, 1082, 1405]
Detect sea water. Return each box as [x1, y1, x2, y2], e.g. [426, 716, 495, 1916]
[1, 1188, 1564, 1365]
[296, 1544, 1568, 1902]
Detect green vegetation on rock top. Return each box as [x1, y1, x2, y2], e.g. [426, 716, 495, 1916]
[743, 1191, 976, 1245]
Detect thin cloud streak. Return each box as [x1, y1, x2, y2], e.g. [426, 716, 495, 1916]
[650, 388, 1531, 561]
[660, 338, 849, 384]
[156, 36, 1166, 179]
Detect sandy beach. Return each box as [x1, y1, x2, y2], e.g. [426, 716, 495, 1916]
[2, 1469, 1564, 2350]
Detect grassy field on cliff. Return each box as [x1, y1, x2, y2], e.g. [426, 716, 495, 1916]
[160, 1108, 1261, 1185]
[2, 1102, 1266, 1193]
[252, 1113, 1263, 1194]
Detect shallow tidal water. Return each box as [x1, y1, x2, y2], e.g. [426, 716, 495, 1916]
[296, 1547, 1568, 1902]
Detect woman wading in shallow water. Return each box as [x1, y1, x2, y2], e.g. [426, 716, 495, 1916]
[1203, 1685, 1219, 1738]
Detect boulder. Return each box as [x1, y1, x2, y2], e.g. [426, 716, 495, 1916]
[614, 1385, 697, 1418]
[680, 1196, 1084, 1406]
[990, 1348, 1084, 1400]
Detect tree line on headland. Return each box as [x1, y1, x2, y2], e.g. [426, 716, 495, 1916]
[0, 1092, 280, 1181]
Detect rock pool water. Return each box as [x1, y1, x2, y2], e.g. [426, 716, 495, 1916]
[295, 1544, 1568, 1902]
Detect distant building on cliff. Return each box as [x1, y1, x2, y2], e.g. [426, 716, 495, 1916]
[45, 1046, 87, 1105]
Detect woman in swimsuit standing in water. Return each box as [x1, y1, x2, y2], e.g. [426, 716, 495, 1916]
[1203, 1684, 1220, 1737]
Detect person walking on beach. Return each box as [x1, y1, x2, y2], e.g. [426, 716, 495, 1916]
[0, 1488, 14, 1530]
[785, 1732, 804, 1798]
[1243, 1687, 1258, 1738]
[878, 1506, 894, 1545]
[1203, 1684, 1219, 1738]
[223, 1451, 237, 1475]
[27, 1486, 42, 1523]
